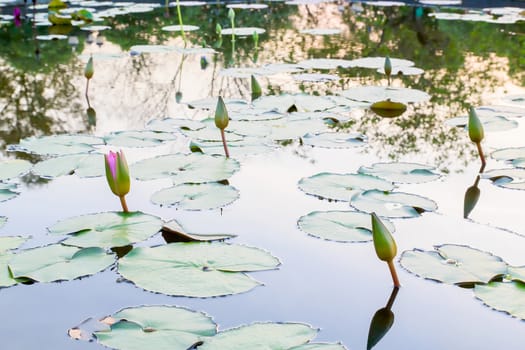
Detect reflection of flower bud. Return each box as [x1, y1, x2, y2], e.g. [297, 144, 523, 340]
[84, 56, 94, 80]
[200, 56, 208, 70]
[216, 23, 222, 35]
[371, 213, 397, 262]
[251, 75, 262, 101]
[468, 107, 484, 143]
[384, 56, 392, 77]
[105, 150, 130, 197]
[215, 96, 229, 130]
[14, 7, 21, 27]
[367, 307, 394, 350]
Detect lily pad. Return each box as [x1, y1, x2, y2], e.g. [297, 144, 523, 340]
[446, 115, 518, 132]
[180, 125, 245, 143]
[298, 173, 394, 202]
[0, 183, 19, 202]
[151, 183, 239, 210]
[491, 147, 525, 163]
[475, 281, 525, 319]
[8, 245, 115, 283]
[8, 135, 104, 156]
[118, 242, 280, 297]
[226, 3, 268, 9]
[35, 34, 67, 40]
[370, 100, 407, 118]
[32, 153, 104, 178]
[199, 323, 317, 350]
[190, 138, 275, 157]
[376, 66, 424, 76]
[252, 94, 336, 113]
[349, 57, 414, 69]
[146, 118, 205, 132]
[48, 212, 163, 248]
[220, 27, 266, 36]
[301, 132, 367, 148]
[162, 219, 236, 242]
[0, 236, 27, 252]
[0, 159, 32, 181]
[400, 244, 507, 285]
[297, 210, 395, 243]
[476, 105, 525, 119]
[131, 153, 240, 184]
[482, 168, 525, 190]
[0, 253, 17, 287]
[161, 24, 199, 32]
[292, 73, 339, 82]
[129, 45, 176, 54]
[299, 28, 341, 35]
[94, 305, 217, 350]
[358, 162, 441, 184]
[350, 190, 437, 218]
[104, 130, 177, 147]
[501, 94, 525, 108]
[508, 266, 525, 283]
[290, 344, 347, 350]
[186, 97, 248, 111]
[337, 86, 430, 104]
[0, 216, 5, 228]
[297, 58, 355, 70]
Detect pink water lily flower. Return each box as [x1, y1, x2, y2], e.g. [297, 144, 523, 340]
[104, 150, 130, 212]
[14, 7, 21, 27]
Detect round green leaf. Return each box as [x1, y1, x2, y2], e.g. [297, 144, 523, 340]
[151, 183, 239, 210]
[0, 236, 27, 253]
[400, 244, 508, 285]
[358, 162, 441, 184]
[0, 159, 32, 181]
[118, 242, 280, 297]
[475, 281, 525, 319]
[220, 27, 266, 36]
[32, 153, 104, 178]
[298, 173, 394, 202]
[501, 94, 525, 108]
[48, 212, 163, 248]
[8, 135, 104, 156]
[190, 138, 275, 158]
[482, 168, 525, 190]
[301, 132, 367, 148]
[129, 45, 176, 54]
[298, 210, 395, 243]
[350, 190, 437, 218]
[186, 97, 248, 112]
[0, 183, 19, 202]
[199, 323, 318, 350]
[131, 153, 240, 184]
[376, 66, 424, 76]
[95, 305, 217, 350]
[337, 86, 430, 104]
[180, 126, 245, 143]
[104, 130, 177, 147]
[226, 3, 269, 9]
[8, 245, 115, 283]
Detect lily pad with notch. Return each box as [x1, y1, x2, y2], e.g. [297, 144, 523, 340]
[475, 281, 525, 320]
[117, 242, 280, 297]
[296, 58, 355, 70]
[298, 210, 395, 243]
[337, 86, 430, 104]
[481, 168, 525, 190]
[400, 244, 508, 286]
[358, 162, 441, 184]
[350, 189, 437, 218]
[301, 132, 367, 148]
[446, 114, 517, 132]
[8, 134, 104, 156]
[0, 236, 27, 253]
[32, 153, 104, 178]
[151, 183, 239, 210]
[162, 219, 236, 242]
[0, 159, 32, 181]
[146, 118, 206, 133]
[104, 130, 177, 147]
[48, 211, 163, 248]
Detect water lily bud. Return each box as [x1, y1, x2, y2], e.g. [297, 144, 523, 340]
[228, 8, 235, 22]
[371, 212, 397, 262]
[252, 30, 259, 45]
[384, 56, 392, 77]
[84, 56, 94, 80]
[216, 23, 222, 35]
[468, 107, 484, 143]
[251, 75, 262, 100]
[215, 96, 229, 130]
[105, 150, 130, 197]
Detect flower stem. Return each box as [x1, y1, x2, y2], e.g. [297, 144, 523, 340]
[387, 260, 401, 288]
[119, 195, 129, 213]
[476, 142, 486, 173]
[85, 78, 90, 98]
[175, 0, 187, 45]
[220, 128, 230, 158]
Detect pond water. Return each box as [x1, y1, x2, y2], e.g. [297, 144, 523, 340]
[1, 1, 525, 349]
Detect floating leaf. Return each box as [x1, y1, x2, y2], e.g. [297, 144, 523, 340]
[0, 236, 27, 252]
[190, 138, 275, 157]
[297, 58, 354, 70]
[32, 153, 104, 178]
[181, 125, 245, 143]
[48, 212, 163, 248]
[301, 132, 367, 148]
[298, 173, 394, 202]
[299, 28, 341, 35]
[482, 168, 525, 190]
[358, 162, 441, 184]
[129, 45, 176, 54]
[476, 105, 525, 118]
[161, 24, 199, 32]
[0, 252, 17, 287]
[400, 244, 507, 285]
[508, 266, 525, 283]
[35, 34, 67, 40]
[8, 135, 104, 156]
[350, 190, 437, 218]
[337, 86, 430, 104]
[376, 66, 424, 76]
[0, 183, 19, 202]
[187, 97, 248, 111]
[501, 94, 525, 108]
[151, 183, 239, 210]
[131, 153, 240, 184]
[104, 130, 177, 147]
[290, 344, 347, 350]
[491, 147, 525, 164]
[252, 94, 336, 113]
[146, 118, 205, 132]
[446, 115, 518, 132]
[226, 3, 269, 9]
[162, 219, 236, 242]
[0, 159, 32, 180]
[298, 210, 395, 243]
[221, 27, 266, 36]
[118, 242, 280, 297]
[199, 323, 317, 350]
[8, 245, 115, 283]
[94, 305, 217, 350]
[475, 281, 525, 319]
[292, 73, 339, 82]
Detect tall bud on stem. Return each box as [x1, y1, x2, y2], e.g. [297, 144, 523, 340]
[468, 107, 486, 172]
[371, 212, 400, 287]
[215, 96, 230, 158]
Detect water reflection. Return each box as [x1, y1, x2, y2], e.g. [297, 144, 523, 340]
[463, 175, 481, 219]
[366, 286, 399, 350]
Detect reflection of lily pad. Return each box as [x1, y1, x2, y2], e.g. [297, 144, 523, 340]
[0, 183, 19, 202]
[297, 58, 354, 70]
[32, 153, 104, 178]
[221, 27, 266, 36]
[0, 236, 27, 253]
[298, 210, 395, 243]
[482, 168, 525, 190]
[199, 323, 317, 350]
[400, 244, 507, 285]
[161, 24, 199, 32]
[338, 86, 430, 104]
[151, 183, 239, 210]
[8, 245, 115, 283]
[475, 281, 525, 319]
[301, 132, 367, 148]
[48, 212, 163, 248]
[298, 173, 394, 202]
[358, 162, 441, 184]
[491, 147, 525, 164]
[0, 159, 32, 181]
[118, 242, 280, 297]
[94, 305, 217, 350]
[104, 130, 177, 147]
[8, 135, 104, 156]
[131, 153, 240, 184]
[350, 190, 437, 218]
[290, 344, 347, 350]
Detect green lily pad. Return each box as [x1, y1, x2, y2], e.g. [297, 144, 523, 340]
[186, 97, 248, 112]
[299, 28, 341, 35]
[8, 135, 104, 156]
[0, 183, 19, 202]
[290, 344, 347, 350]
[104, 130, 177, 147]
[190, 138, 275, 157]
[475, 281, 525, 319]
[131, 153, 240, 184]
[252, 94, 336, 113]
[161, 24, 199, 32]
[94, 305, 217, 350]
[292, 73, 339, 82]
[337, 86, 430, 104]
[491, 147, 525, 163]
[482, 168, 525, 190]
[199, 323, 318, 350]
[508, 266, 525, 283]
[36, 34, 67, 40]
[349, 57, 414, 69]
[162, 219, 236, 242]
[48, 212, 163, 248]
[298, 173, 394, 202]
[301, 132, 367, 148]
[297, 211, 395, 243]
[297, 58, 355, 70]
[400, 244, 507, 286]
[151, 183, 239, 210]
[350, 190, 437, 218]
[220, 27, 266, 36]
[32, 153, 104, 178]
[358, 162, 441, 184]
[180, 126, 245, 143]
[0, 159, 32, 180]
[118, 242, 280, 297]
[0, 236, 27, 253]
[446, 115, 518, 132]
[169, 1, 207, 6]
[8, 245, 115, 283]
[146, 118, 206, 132]
[476, 105, 525, 118]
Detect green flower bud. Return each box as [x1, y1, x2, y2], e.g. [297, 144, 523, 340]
[216, 23, 222, 35]
[468, 107, 484, 143]
[84, 56, 94, 80]
[228, 8, 235, 22]
[384, 56, 392, 77]
[215, 96, 229, 130]
[371, 212, 397, 262]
